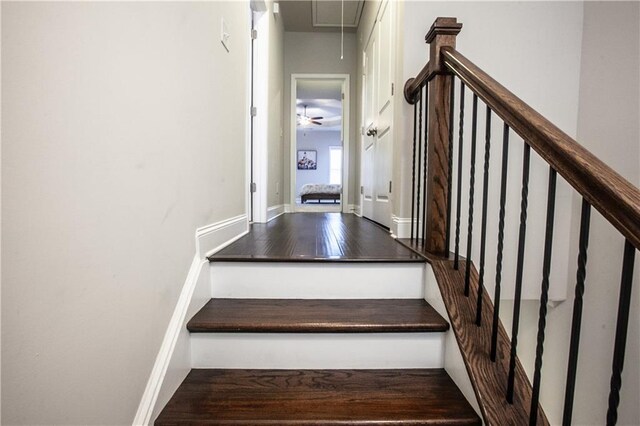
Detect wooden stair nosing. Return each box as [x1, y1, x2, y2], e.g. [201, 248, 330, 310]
[208, 255, 426, 263]
[187, 298, 450, 333]
[155, 368, 482, 425]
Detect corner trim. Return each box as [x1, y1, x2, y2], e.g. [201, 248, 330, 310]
[391, 215, 415, 239]
[267, 204, 285, 222]
[196, 214, 248, 259]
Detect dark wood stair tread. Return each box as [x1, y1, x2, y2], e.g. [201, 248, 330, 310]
[155, 368, 481, 425]
[187, 299, 449, 333]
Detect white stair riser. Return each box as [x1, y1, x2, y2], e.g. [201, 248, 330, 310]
[190, 332, 444, 369]
[210, 263, 425, 298]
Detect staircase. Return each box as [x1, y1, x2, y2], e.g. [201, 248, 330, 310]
[154, 215, 481, 424]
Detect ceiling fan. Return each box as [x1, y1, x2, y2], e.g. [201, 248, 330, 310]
[297, 105, 323, 126]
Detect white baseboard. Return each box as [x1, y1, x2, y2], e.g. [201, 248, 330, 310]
[284, 204, 293, 213]
[133, 213, 249, 426]
[132, 255, 206, 426]
[196, 214, 248, 259]
[352, 204, 362, 217]
[391, 215, 416, 239]
[267, 204, 285, 222]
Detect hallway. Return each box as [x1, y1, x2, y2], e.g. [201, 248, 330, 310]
[211, 213, 423, 262]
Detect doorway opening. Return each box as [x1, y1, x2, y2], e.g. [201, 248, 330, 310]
[291, 75, 350, 212]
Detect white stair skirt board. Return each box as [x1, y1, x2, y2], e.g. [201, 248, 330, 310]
[424, 263, 482, 417]
[191, 332, 445, 369]
[210, 262, 425, 299]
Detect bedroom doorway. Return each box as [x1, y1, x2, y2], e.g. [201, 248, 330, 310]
[291, 74, 350, 213]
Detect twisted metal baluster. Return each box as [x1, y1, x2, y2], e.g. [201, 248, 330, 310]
[422, 83, 430, 248]
[464, 94, 478, 296]
[475, 106, 492, 326]
[606, 240, 636, 426]
[454, 81, 465, 270]
[530, 167, 557, 425]
[445, 78, 455, 254]
[410, 102, 418, 241]
[562, 198, 591, 425]
[415, 92, 423, 242]
[507, 142, 531, 403]
[490, 123, 510, 361]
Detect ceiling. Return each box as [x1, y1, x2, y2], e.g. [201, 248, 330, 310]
[296, 79, 342, 131]
[279, 0, 364, 33]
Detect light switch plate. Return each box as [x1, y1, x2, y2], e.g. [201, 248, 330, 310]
[221, 17, 230, 52]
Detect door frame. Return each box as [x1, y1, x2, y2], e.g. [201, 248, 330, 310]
[290, 73, 351, 213]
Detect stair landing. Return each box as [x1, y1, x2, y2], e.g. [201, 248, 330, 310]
[155, 368, 481, 425]
[209, 213, 424, 262]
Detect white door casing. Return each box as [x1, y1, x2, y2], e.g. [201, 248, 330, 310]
[290, 74, 350, 213]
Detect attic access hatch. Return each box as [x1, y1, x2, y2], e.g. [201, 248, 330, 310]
[312, 0, 364, 28]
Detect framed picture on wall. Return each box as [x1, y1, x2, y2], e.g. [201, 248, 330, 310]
[297, 150, 317, 170]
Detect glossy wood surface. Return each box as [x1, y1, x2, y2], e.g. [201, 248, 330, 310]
[210, 213, 424, 262]
[442, 47, 640, 250]
[425, 74, 453, 256]
[187, 299, 449, 333]
[397, 239, 549, 426]
[155, 368, 481, 425]
[404, 18, 463, 104]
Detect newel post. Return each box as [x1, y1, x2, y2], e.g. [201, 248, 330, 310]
[424, 17, 462, 256]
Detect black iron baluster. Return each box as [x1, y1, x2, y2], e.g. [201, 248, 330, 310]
[606, 240, 636, 426]
[562, 198, 591, 425]
[410, 102, 418, 241]
[529, 167, 557, 425]
[507, 142, 531, 403]
[415, 91, 423, 242]
[422, 83, 430, 247]
[446, 77, 455, 254]
[454, 81, 465, 270]
[490, 123, 510, 361]
[464, 94, 479, 296]
[475, 106, 492, 326]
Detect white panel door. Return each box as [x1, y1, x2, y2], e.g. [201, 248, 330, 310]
[373, 0, 393, 227]
[361, 0, 393, 228]
[361, 23, 376, 220]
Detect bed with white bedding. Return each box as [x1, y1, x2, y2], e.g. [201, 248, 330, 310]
[300, 184, 342, 204]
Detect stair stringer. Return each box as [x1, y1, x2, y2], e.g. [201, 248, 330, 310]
[133, 215, 249, 425]
[424, 263, 483, 421]
[428, 257, 549, 426]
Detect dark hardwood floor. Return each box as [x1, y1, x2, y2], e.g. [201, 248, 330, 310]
[155, 369, 481, 425]
[210, 213, 424, 262]
[187, 299, 449, 333]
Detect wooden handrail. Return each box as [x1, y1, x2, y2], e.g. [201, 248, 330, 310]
[403, 61, 432, 104]
[441, 46, 640, 250]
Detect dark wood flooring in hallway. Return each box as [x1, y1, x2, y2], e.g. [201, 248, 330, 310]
[209, 213, 424, 262]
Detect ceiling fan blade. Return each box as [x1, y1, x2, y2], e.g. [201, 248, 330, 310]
[311, 116, 324, 120]
[311, 121, 322, 125]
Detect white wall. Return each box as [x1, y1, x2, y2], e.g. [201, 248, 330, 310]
[400, 1, 639, 425]
[1, 2, 249, 424]
[401, 2, 584, 302]
[283, 32, 357, 206]
[502, 3, 640, 424]
[296, 130, 342, 198]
